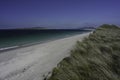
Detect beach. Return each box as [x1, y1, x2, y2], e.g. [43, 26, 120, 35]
[0, 32, 90, 80]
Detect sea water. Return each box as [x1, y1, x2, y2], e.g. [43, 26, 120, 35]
[0, 29, 91, 51]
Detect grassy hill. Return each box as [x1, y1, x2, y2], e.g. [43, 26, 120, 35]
[47, 24, 120, 80]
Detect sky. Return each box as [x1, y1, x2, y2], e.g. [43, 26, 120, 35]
[0, 0, 120, 29]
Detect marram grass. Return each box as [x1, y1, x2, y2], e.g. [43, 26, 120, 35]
[47, 24, 120, 80]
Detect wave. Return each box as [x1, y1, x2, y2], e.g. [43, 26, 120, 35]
[0, 46, 19, 51]
[0, 42, 43, 52]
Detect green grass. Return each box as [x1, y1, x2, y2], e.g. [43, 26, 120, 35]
[47, 24, 120, 80]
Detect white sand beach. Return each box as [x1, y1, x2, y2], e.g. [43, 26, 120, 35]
[0, 32, 90, 80]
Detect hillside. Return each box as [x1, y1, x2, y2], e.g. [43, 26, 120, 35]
[47, 24, 120, 80]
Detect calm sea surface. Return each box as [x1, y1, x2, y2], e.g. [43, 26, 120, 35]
[0, 29, 91, 51]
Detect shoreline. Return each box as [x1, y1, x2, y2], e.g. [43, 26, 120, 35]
[0, 32, 90, 80]
[0, 32, 90, 53]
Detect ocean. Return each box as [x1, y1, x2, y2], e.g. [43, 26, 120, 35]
[0, 29, 91, 51]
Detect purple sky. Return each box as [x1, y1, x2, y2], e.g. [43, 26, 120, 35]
[0, 0, 120, 29]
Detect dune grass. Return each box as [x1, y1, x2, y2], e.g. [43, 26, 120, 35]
[47, 24, 120, 80]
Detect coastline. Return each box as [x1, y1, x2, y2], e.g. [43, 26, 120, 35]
[0, 32, 89, 53]
[0, 32, 90, 80]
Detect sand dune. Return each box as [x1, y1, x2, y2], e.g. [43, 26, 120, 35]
[0, 32, 90, 80]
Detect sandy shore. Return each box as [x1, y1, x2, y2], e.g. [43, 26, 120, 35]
[0, 32, 90, 80]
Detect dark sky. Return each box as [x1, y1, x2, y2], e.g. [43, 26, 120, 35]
[0, 0, 120, 29]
